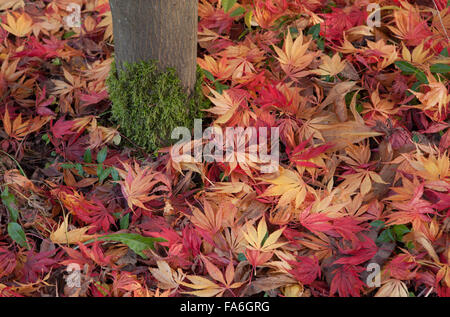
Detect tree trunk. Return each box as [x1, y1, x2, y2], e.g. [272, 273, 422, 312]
[109, 0, 198, 93]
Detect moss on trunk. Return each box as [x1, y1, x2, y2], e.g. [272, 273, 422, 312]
[106, 60, 207, 153]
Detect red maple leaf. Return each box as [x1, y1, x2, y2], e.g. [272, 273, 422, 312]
[330, 265, 366, 297]
[288, 255, 321, 285]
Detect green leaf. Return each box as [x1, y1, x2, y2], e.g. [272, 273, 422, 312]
[215, 82, 229, 94]
[395, 61, 418, 74]
[370, 220, 385, 229]
[202, 69, 215, 82]
[52, 58, 62, 66]
[61, 163, 76, 169]
[41, 133, 50, 144]
[222, 0, 237, 13]
[377, 228, 395, 243]
[94, 233, 166, 259]
[75, 163, 84, 177]
[8, 222, 28, 248]
[111, 168, 120, 181]
[395, 61, 428, 84]
[415, 70, 429, 84]
[120, 214, 130, 230]
[63, 31, 76, 39]
[393, 225, 410, 241]
[83, 149, 92, 163]
[308, 24, 321, 39]
[1, 186, 19, 223]
[230, 7, 245, 17]
[98, 167, 111, 184]
[237, 253, 247, 262]
[441, 47, 449, 57]
[244, 10, 253, 29]
[430, 63, 450, 74]
[97, 147, 108, 164]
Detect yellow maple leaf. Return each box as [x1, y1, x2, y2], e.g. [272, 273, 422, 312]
[0, 0, 24, 11]
[261, 167, 313, 209]
[273, 29, 316, 80]
[1, 12, 33, 37]
[410, 75, 449, 121]
[312, 53, 347, 77]
[50, 214, 94, 245]
[243, 217, 286, 252]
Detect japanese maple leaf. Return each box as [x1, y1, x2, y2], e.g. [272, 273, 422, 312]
[189, 199, 224, 235]
[273, 29, 316, 80]
[331, 217, 366, 242]
[312, 53, 347, 77]
[298, 209, 334, 235]
[79, 90, 109, 107]
[411, 76, 449, 122]
[260, 167, 314, 210]
[50, 117, 75, 139]
[1, 11, 33, 37]
[118, 161, 171, 211]
[388, 7, 433, 46]
[77, 241, 113, 267]
[0, 245, 16, 279]
[384, 254, 418, 280]
[242, 217, 286, 268]
[204, 87, 249, 125]
[288, 255, 321, 285]
[199, 0, 234, 34]
[330, 265, 366, 297]
[71, 197, 116, 234]
[21, 248, 59, 283]
[387, 184, 437, 231]
[288, 137, 332, 169]
[334, 236, 378, 266]
[197, 55, 234, 81]
[181, 256, 244, 297]
[111, 271, 144, 297]
[35, 86, 55, 117]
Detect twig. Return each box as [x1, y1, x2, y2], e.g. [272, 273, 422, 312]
[432, 0, 450, 41]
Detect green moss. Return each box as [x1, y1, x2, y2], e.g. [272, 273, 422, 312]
[106, 60, 208, 153]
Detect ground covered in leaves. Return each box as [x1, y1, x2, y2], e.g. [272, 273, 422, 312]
[0, 0, 449, 297]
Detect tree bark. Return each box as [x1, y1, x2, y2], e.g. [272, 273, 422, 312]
[109, 0, 198, 93]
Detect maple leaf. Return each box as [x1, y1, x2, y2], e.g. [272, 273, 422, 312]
[375, 279, 409, 297]
[50, 214, 95, 245]
[204, 87, 247, 125]
[312, 53, 347, 77]
[330, 265, 365, 297]
[1, 12, 33, 37]
[118, 161, 171, 211]
[111, 271, 144, 297]
[243, 217, 285, 252]
[149, 261, 186, 290]
[181, 256, 243, 297]
[388, 6, 433, 46]
[387, 184, 437, 231]
[288, 137, 331, 171]
[77, 241, 113, 267]
[20, 249, 59, 283]
[2, 108, 49, 141]
[334, 236, 378, 266]
[0, 0, 24, 11]
[410, 75, 449, 122]
[260, 167, 313, 210]
[198, 55, 234, 81]
[273, 29, 316, 80]
[287, 256, 321, 285]
[0, 245, 16, 279]
[189, 199, 224, 235]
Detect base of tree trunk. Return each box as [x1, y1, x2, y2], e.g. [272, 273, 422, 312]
[106, 60, 207, 153]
